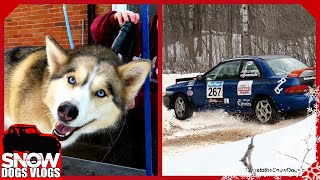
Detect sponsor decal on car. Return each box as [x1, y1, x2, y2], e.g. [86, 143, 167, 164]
[247, 61, 254, 66]
[237, 99, 252, 107]
[208, 98, 224, 103]
[187, 81, 195, 86]
[224, 98, 230, 104]
[237, 80, 253, 95]
[303, 76, 316, 81]
[207, 81, 224, 98]
[240, 70, 260, 78]
[274, 78, 286, 94]
[187, 90, 194, 96]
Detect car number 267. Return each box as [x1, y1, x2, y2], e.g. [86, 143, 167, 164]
[208, 87, 221, 96]
[207, 87, 222, 98]
[207, 81, 224, 98]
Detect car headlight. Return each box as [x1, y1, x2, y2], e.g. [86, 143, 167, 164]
[166, 91, 174, 95]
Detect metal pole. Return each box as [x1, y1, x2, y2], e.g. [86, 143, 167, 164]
[81, 19, 84, 46]
[63, 4, 74, 49]
[141, 4, 152, 176]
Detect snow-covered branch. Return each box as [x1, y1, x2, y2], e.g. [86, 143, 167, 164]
[241, 137, 256, 176]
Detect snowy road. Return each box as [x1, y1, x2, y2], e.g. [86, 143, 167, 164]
[162, 74, 307, 155]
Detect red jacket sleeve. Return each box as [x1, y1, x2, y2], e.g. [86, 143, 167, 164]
[90, 11, 120, 48]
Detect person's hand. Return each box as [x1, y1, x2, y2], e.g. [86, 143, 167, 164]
[114, 10, 140, 25]
[126, 99, 135, 109]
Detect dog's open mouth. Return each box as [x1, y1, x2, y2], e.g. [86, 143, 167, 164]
[52, 122, 81, 141]
[52, 119, 96, 141]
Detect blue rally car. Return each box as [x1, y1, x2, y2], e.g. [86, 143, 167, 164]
[163, 55, 315, 123]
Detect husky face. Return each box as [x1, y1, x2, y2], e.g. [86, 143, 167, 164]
[43, 36, 151, 147]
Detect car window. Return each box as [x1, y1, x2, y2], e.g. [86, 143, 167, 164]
[25, 128, 38, 135]
[240, 61, 261, 78]
[20, 128, 27, 135]
[9, 128, 18, 135]
[206, 60, 241, 80]
[265, 57, 308, 76]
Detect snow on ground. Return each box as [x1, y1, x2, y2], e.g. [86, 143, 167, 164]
[162, 73, 315, 176]
[162, 105, 304, 155]
[163, 114, 316, 176]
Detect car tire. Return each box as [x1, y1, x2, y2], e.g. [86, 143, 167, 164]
[173, 94, 193, 120]
[253, 97, 279, 124]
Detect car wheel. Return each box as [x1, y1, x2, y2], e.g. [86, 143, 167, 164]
[254, 98, 278, 124]
[174, 94, 193, 120]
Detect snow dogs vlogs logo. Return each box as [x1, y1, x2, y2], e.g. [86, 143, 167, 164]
[0, 124, 62, 179]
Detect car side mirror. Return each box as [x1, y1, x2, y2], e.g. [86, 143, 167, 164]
[196, 74, 203, 81]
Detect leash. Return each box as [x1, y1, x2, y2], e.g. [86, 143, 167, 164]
[111, 17, 137, 63]
[101, 16, 137, 163]
[100, 115, 127, 162]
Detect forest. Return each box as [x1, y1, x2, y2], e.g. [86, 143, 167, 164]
[162, 5, 316, 73]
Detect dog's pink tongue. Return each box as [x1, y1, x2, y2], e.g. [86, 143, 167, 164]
[55, 122, 75, 135]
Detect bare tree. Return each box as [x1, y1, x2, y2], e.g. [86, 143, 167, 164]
[162, 5, 315, 74]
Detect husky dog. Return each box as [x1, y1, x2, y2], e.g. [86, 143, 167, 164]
[5, 35, 151, 147]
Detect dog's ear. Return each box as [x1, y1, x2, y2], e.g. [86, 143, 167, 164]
[117, 60, 151, 102]
[46, 35, 68, 74]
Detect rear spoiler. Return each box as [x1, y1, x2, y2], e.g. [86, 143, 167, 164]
[176, 77, 195, 84]
[287, 67, 315, 78]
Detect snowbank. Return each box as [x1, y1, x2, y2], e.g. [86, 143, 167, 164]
[163, 115, 316, 176]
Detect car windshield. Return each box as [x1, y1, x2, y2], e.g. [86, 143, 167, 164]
[264, 57, 308, 76]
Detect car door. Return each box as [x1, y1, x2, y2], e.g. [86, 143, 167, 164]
[193, 60, 241, 110]
[237, 60, 262, 112]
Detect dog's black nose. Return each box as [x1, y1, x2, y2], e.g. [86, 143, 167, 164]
[57, 102, 78, 121]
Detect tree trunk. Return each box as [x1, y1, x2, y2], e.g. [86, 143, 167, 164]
[172, 43, 177, 73]
[241, 4, 251, 55]
[209, 33, 213, 68]
[226, 5, 233, 59]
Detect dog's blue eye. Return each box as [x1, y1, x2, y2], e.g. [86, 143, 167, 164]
[68, 76, 76, 84]
[96, 89, 106, 98]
